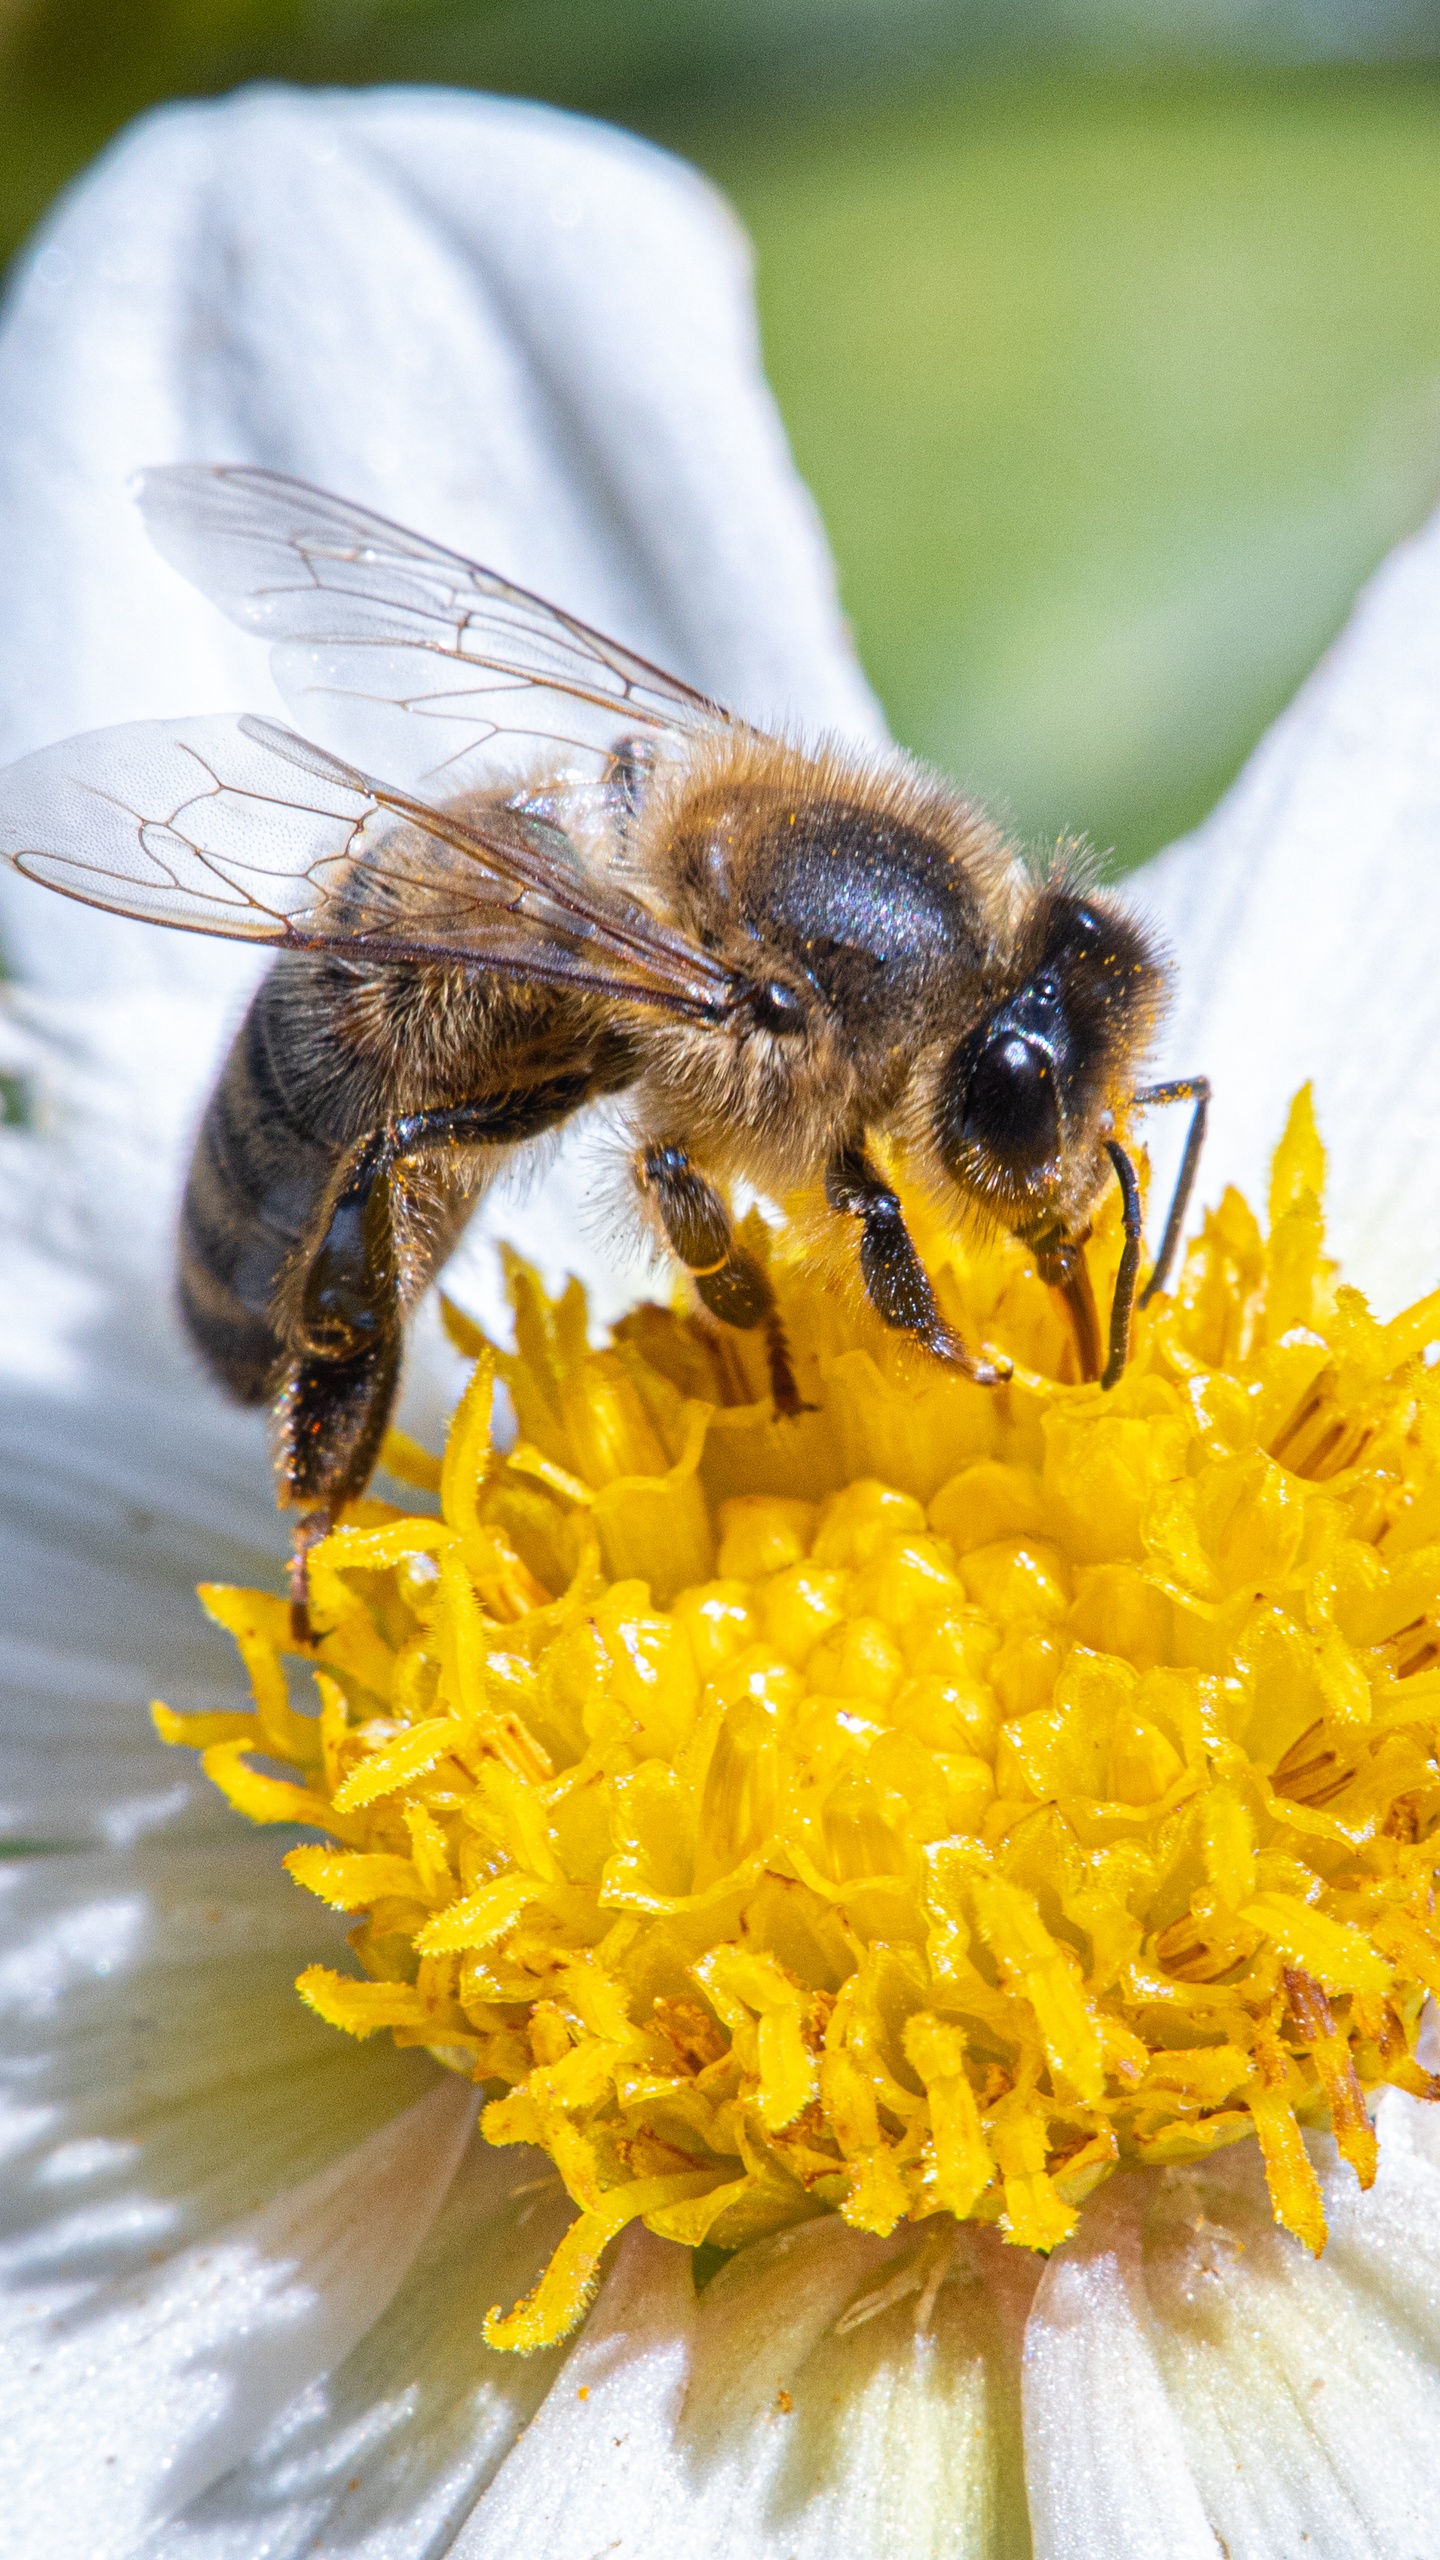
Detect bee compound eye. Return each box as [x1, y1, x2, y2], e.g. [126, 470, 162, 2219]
[960, 1032, 1060, 1176]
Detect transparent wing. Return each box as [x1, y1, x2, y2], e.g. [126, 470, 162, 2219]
[0, 712, 738, 1017]
[137, 465, 746, 784]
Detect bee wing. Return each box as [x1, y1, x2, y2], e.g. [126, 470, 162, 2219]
[0, 712, 738, 1017]
[137, 465, 747, 782]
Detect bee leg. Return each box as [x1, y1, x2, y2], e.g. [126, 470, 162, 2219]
[288, 1514, 328, 1645]
[1032, 1226, 1103, 1383]
[1100, 1140, 1143, 1391]
[278, 1333, 405, 1645]
[272, 1126, 401, 1639]
[281, 1071, 597, 1636]
[278, 1332, 405, 1626]
[824, 1144, 1011, 1385]
[637, 1140, 815, 1417]
[1034, 1144, 1145, 1391]
[1132, 1075, 1211, 1307]
[604, 734, 659, 845]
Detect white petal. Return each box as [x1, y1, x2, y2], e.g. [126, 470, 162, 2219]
[1138, 509, 1440, 1312]
[448, 2224, 695, 2560]
[0, 1840, 433, 2280]
[1021, 2175, 1235, 2560]
[152, 2147, 577, 2560]
[679, 2216, 1037, 2560]
[457, 2215, 1038, 2559]
[0, 1082, 283, 1846]
[1024, 2103, 1440, 2559]
[0, 2071, 475, 2560]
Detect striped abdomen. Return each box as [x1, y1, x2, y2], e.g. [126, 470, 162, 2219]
[179, 954, 366, 1403]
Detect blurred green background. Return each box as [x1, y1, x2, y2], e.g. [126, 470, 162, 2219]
[4, 0, 1440, 868]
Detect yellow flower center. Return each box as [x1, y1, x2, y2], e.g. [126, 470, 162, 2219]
[157, 1089, 1440, 2352]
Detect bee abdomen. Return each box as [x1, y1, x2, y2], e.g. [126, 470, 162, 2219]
[179, 963, 347, 1405]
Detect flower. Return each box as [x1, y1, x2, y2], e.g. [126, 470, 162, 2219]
[4, 78, 1440, 2560]
[172, 1090, 1440, 2347]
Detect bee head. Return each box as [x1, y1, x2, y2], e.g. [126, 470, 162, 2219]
[931, 889, 1167, 1228]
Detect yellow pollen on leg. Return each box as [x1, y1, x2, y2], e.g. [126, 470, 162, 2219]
[157, 1089, 1440, 2349]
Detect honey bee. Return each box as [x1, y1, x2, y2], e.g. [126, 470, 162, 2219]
[0, 468, 1208, 1633]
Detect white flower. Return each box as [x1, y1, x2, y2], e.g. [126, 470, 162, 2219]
[2, 82, 1440, 2560]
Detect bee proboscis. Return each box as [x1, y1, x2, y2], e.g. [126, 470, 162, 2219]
[0, 468, 1207, 1633]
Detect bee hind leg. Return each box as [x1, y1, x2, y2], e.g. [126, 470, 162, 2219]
[277, 1334, 402, 1645]
[279, 1071, 597, 1639]
[824, 1143, 1011, 1385]
[637, 1141, 815, 1417]
[287, 1508, 331, 1649]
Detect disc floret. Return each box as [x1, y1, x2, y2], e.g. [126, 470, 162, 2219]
[159, 1092, 1440, 2349]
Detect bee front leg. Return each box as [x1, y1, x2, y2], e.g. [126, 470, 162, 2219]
[1030, 1225, 1102, 1384]
[824, 1143, 1011, 1385]
[1031, 1141, 1144, 1392]
[637, 1141, 812, 1417]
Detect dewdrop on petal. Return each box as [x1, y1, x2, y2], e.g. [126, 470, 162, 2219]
[156, 1089, 1440, 2348]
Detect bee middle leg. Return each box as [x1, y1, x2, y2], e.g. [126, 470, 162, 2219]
[637, 1140, 812, 1416]
[824, 1143, 1011, 1385]
[1133, 1074, 1211, 1308]
[604, 733, 659, 845]
[282, 1070, 594, 1638]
